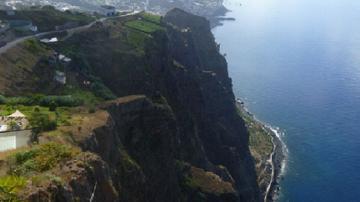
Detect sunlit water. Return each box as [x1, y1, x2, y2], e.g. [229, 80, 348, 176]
[213, 0, 360, 201]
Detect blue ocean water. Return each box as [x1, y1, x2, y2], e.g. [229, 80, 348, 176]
[212, 0, 360, 201]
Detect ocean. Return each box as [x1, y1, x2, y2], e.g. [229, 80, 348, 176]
[212, 0, 360, 201]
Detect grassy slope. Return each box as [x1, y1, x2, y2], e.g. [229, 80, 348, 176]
[0, 39, 52, 95]
[237, 104, 273, 194]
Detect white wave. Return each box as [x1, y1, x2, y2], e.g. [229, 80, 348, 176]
[267, 125, 289, 176]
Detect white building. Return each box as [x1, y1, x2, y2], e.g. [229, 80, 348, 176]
[55, 70, 66, 84]
[0, 110, 31, 152]
[40, 37, 58, 44]
[58, 54, 72, 63]
[0, 130, 31, 152]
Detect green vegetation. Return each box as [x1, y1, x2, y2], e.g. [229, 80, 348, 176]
[140, 13, 162, 24]
[0, 143, 79, 200]
[123, 14, 164, 53]
[8, 142, 79, 176]
[39, 95, 83, 107]
[127, 29, 149, 51]
[120, 150, 141, 172]
[31, 174, 63, 187]
[64, 78, 116, 102]
[125, 19, 164, 33]
[6, 39, 50, 72]
[0, 176, 26, 201]
[23, 39, 48, 53]
[236, 105, 275, 191]
[88, 79, 117, 100]
[29, 111, 57, 134]
[0, 105, 72, 127]
[0, 6, 94, 32]
[238, 107, 273, 157]
[177, 161, 234, 200]
[63, 87, 103, 105]
[0, 94, 83, 108]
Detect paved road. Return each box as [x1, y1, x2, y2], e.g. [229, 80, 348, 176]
[0, 11, 139, 55]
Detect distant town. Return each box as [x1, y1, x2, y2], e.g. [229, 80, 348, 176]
[1, 0, 225, 19]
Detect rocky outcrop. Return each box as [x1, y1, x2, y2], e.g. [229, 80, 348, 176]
[20, 96, 241, 201]
[21, 152, 118, 202]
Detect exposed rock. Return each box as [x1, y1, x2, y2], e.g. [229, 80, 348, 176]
[76, 9, 260, 201]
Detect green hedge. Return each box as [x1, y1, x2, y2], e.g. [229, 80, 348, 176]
[0, 95, 83, 107]
[39, 95, 83, 107]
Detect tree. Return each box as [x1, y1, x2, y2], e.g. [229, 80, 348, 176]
[29, 111, 57, 143]
[49, 100, 57, 111]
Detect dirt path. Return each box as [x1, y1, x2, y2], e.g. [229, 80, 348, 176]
[264, 134, 276, 202]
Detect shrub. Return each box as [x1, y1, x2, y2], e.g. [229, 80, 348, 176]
[90, 81, 116, 100]
[6, 97, 32, 106]
[34, 107, 40, 112]
[24, 39, 45, 53]
[48, 100, 58, 111]
[39, 95, 83, 107]
[0, 95, 6, 104]
[0, 176, 26, 201]
[9, 143, 79, 175]
[0, 95, 83, 107]
[29, 112, 57, 134]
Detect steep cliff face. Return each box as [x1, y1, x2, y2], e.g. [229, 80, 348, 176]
[0, 9, 261, 202]
[65, 9, 260, 200]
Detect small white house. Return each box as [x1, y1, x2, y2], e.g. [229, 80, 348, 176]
[55, 70, 66, 84]
[0, 130, 31, 152]
[0, 110, 31, 152]
[58, 54, 72, 63]
[40, 37, 58, 44]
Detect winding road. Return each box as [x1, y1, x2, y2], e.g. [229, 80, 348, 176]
[264, 133, 276, 202]
[0, 11, 139, 55]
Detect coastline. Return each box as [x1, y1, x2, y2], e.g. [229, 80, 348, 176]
[236, 99, 286, 202]
[265, 125, 286, 201]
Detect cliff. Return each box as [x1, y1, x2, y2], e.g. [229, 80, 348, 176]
[0, 9, 261, 201]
